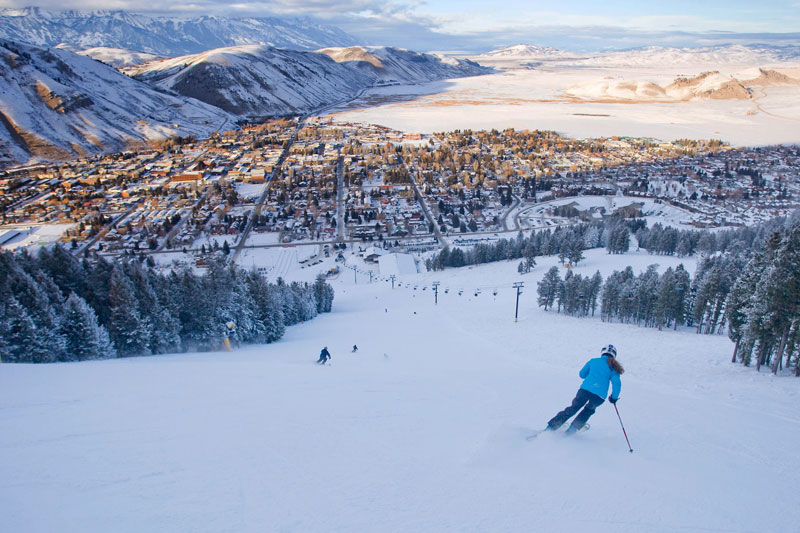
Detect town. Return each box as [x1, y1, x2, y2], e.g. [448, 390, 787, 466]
[1, 118, 798, 269]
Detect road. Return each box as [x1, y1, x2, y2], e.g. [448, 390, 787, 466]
[398, 155, 445, 247]
[500, 194, 522, 231]
[231, 119, 305, 263]
[155, 189, 211, 252]
[75, 202, 141, 256]
[335, 155, 345, 243]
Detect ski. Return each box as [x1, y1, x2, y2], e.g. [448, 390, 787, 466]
[526, 428, 551, 440]
[526, 424, 589, 441]
[566, 423, 590, 435]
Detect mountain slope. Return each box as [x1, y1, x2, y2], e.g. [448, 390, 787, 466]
[133, 45, 490, 118]
[479, 44, 579, 60]
[0, 7, 359, 56]
[62, 45, 159, 68]
[0, 40, 235, 165]
[2, 248, 799, 532]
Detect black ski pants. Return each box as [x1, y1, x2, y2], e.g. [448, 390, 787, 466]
[548, 388, 605, 431]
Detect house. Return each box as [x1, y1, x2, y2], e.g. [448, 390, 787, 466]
[362, 246, 387, 263]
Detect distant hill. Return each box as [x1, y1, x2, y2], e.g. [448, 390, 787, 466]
[0, 7, 360, 56]
[471, 43, 800, 70]
[564, 69, 799, 102]
[133, 45, 490, 119]
[0, 40, 235, 165]
[570, 44, 800, 69]
[57, 46, 159, 68]
[478, 44, 579, 60]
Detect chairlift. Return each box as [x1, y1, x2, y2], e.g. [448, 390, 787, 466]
[493, 289, 498, 297]
[458, 290, 463, 296]
[444, 288, 449, 294]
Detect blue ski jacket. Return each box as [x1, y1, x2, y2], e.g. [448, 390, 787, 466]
[579, 355, 621, 400]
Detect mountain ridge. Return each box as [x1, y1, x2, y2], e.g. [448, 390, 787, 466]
[0, 39, 236, 165]
[0, 7, 360, 56]
[132, 45, 490, 119]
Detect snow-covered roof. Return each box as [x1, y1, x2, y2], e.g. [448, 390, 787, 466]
[378, 252, 418, 276]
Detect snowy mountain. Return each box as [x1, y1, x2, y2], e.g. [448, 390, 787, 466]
[469, 43, 800, 71]
[479, 44, 579, 60]
[563, 69, 800, 102]
[58, 45, 159, 68]
[0, 40, 235, 165]
[133, 45, 490, 118]
[572, 44, 800, 69]
[0, 7, 360, 56]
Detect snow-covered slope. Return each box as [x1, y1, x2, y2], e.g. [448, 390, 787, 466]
[65, 46, 159, 68]
[468, 43, 800, 71]
[133, 45, 489, 118]
[0, 7, 360, 56]
[572, 44, 800, 69]
[565, 71, 757, 101]
[0, 40, 235, 165]
[2, 247, 799, 532]
[480, 43, 579, 60]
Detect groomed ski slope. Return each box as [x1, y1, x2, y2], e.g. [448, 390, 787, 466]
[2, 247, 799, 532]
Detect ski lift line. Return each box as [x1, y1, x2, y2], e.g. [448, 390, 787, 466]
[391, 281, 526, 292]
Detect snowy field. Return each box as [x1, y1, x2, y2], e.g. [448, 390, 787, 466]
[327, 63, 800, 146]
[518, 196, 697, 230]
[0, 224, 75, 251]
[238, 244, 320, 282]
[3, 247, 800, 532]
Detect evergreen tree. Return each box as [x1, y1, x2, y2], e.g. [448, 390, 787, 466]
[61, 292, 116, 361]
[4, 297, 56, 363]
[107, 267, 152, 356]
[537, 266, 561, 311]
[313, 274, 335, 313]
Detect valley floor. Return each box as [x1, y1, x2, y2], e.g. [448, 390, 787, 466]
[329, 68, 800, 146]
[2, 248, 799, 532]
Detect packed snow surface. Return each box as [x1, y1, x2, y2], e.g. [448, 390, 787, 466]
[2, 247, 799, 532]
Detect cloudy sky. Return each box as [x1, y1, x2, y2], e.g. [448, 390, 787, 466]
[3, 1, 800, 51]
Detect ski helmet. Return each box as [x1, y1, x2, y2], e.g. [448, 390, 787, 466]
[601, 344, 617, 358]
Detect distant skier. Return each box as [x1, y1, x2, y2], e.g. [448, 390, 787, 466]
[317, 346, 331, 365]
[546, 344, 624, 434]
[352, 345, 358, 353]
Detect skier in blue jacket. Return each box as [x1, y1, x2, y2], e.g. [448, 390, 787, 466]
[547, 345, 624, 434]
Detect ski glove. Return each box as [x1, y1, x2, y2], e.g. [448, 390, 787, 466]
[608, 396, 618, 404]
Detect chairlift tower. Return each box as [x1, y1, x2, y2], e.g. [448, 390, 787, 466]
[513, 281, 524, 322]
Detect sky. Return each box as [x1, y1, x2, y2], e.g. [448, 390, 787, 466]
[3, 1, 800, 51]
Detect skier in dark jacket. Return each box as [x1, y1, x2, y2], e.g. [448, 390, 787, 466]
[547, 345, 624, 434]
[317, 346, 331, 364]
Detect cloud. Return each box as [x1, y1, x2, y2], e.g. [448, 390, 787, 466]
[1, 1, 798, 53]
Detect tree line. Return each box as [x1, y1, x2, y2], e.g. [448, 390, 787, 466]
[534, 214, 800, 375]
[0, 246, 334, 363]
[426, 215, 786, 276]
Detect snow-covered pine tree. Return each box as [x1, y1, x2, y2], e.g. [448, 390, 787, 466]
[3, 297, 56, 363]
[537, 266, 561, 312]
[588, 271, 603, 317]
[725, 251, 765, 364]
[313, 274, 334, 313]
[61, 292, 116, 361]
[107, 267, 152, 356]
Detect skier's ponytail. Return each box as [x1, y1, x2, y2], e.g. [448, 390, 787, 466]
[607, 357, 624, 375]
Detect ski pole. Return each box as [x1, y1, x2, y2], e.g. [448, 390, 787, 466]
[614, 403, 633, 453]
